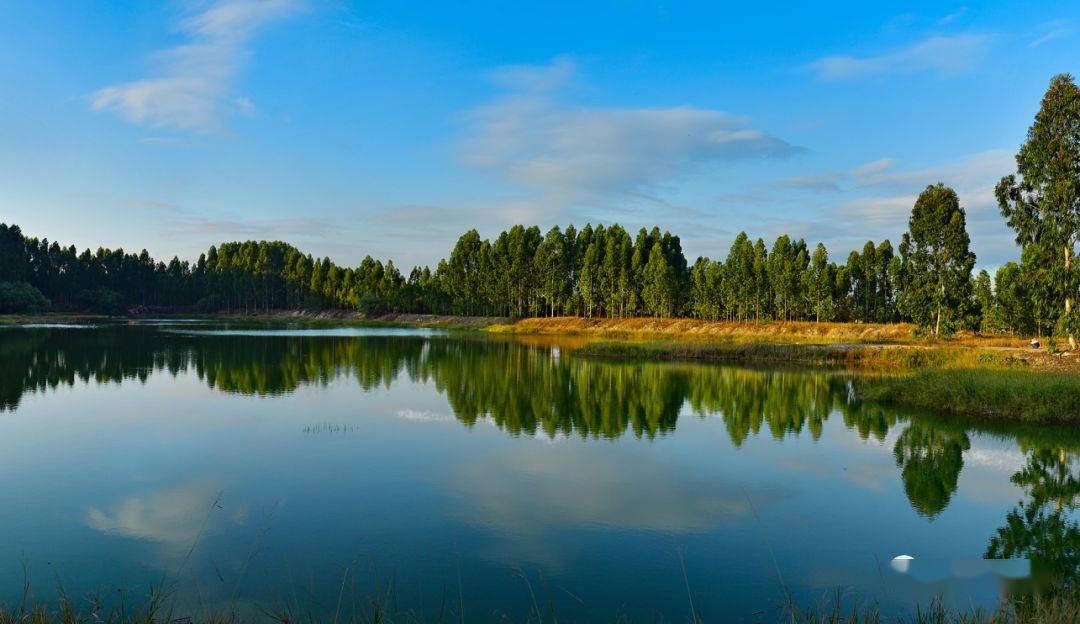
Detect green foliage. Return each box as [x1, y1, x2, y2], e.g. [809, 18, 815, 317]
[993, 262, 1034, 335]
[0, 281, 49, 313]
[0, 223, 27, 283]
[356, 292, 388, 316]
[76, 287, 125, 314]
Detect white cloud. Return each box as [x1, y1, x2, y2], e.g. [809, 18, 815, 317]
[808, 34, 989, 80]
[753, 150, 1017, 265]
[488, 54, 578, 93]
[460, 58, 800, 216]
[91, 0, 301, 131]
[87, 481, 245, 547]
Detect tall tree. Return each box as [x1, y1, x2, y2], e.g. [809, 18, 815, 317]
[901, 183, 976, 335]
[994, 262, 1033, 335]
[973, 269, 994, 333]
[807, 243, 834, 322]
[997, 74, 1080, 349]
[641, 242, 676, 318]
[535, 226, 569, 316]
[0, 223, 27, 283]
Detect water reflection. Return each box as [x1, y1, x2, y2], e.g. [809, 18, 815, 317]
[1, 328, 884, 442]
[3, 326, 1079, 588]
[987, 448, 1080, 585]
[87, 481, 244, 551]
[893, 424, 970, 518]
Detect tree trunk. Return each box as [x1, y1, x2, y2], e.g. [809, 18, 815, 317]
[1066, 244, 1076, 350]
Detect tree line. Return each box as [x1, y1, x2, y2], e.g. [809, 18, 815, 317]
[2, 74, 1079, 340]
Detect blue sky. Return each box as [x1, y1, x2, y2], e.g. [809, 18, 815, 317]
[1, 1, 1077, 269]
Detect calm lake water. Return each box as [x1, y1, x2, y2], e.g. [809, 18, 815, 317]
[1, 322, 1077, 621]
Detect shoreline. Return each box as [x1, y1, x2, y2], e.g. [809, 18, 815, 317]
[5, 311, 1079, 422]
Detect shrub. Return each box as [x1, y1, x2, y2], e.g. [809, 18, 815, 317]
[76, 287, 125, 314]
[0, 281, 50, 313]
[357, 293, 388, 316]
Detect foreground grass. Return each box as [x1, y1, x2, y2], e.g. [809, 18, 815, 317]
[2, 587, 1078, 624]
[857, 369, 1080, 422]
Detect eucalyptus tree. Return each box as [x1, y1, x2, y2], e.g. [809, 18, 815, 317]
[535, 226, 570, 316]
[446, 229, 485, 315]
[723, 232, 755, 321]
[973, 269, 994, 333]
[689, 256, 724, 320]
[900, 184, 976, 335]
[997, 74, 1080, 349]
[993, 262, 1033, 335]
[641, 242, 676, 318]
[752, 238, 769, 320]
[807, 243, 834, 322]
[0, 223, 27, 283]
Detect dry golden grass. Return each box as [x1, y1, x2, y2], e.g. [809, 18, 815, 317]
[487, 316, 1033, 348]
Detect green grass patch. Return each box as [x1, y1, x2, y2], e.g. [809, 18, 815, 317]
[858, 369, 1080, 422]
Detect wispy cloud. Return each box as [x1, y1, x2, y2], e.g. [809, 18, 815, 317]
[166, 216, 333, 239]
[91, 0, 302, 131]
[1029, 23, 1072, 48]
[937, 8, 967, 27]
[460, 57, 800, 217]
[808, 34, 989, 80]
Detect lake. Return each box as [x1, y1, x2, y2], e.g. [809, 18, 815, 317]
[1, 322, 1076, 621]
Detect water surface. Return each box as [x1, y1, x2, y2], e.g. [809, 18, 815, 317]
[2, 324, 1076, 621]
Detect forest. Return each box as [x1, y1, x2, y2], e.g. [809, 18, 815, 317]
[2, 74, 1079, 340]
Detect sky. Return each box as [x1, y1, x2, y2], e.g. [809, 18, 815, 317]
[1, 1, 1077, 270]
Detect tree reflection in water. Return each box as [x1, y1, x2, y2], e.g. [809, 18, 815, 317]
[3, 325, 1079, 567]
[987, 448, 1080, 587]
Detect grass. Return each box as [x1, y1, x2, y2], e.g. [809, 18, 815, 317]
[2, 585, 1078, 624]
[857, 369, 1080, 422]
[486, 316, 1033, 348]
[790, 589, 1080, 624]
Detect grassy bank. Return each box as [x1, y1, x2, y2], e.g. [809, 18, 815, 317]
[857, 369, 1080, 422]
[486, 316, 1032, 348]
